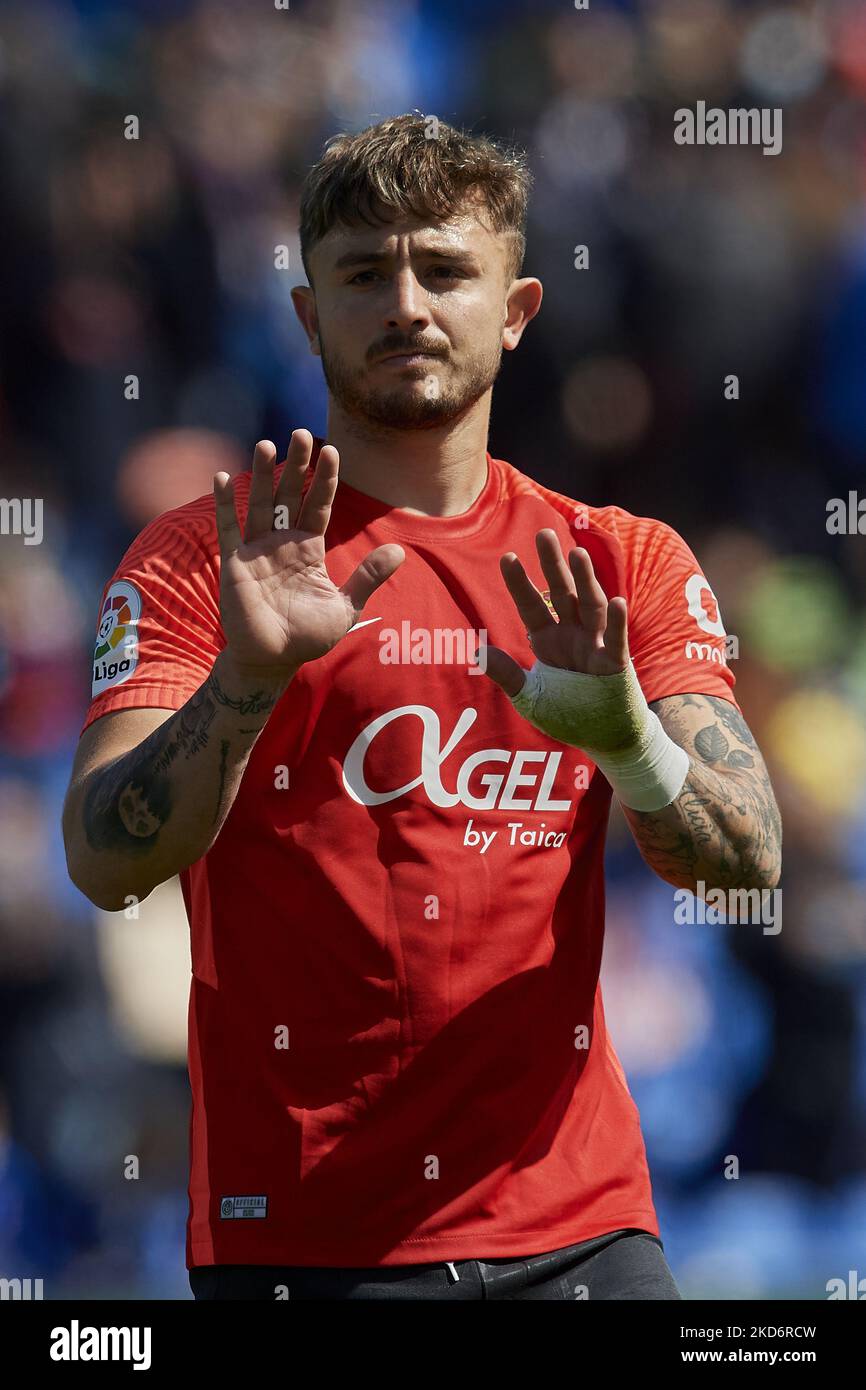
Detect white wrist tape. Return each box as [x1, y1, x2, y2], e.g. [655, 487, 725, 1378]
[509, 658, 690, 812]
[586, 709, 691, 811]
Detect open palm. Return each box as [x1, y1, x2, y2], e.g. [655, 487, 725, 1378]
[215, 432, 404, 672]
[482, 529, 629, 697]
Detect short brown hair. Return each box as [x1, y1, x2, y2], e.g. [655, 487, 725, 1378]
[298, 112, 532, 286]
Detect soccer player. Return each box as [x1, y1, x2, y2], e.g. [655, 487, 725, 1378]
[63, 114, 782, 1301]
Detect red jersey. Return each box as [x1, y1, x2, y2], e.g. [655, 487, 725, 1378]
[82, 441, 739, 1268]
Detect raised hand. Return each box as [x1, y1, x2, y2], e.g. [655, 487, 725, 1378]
[214, 431, 404, 674]
[482, 529, 629, 695]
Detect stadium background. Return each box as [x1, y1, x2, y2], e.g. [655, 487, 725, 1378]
[1, 0, 864, 1299]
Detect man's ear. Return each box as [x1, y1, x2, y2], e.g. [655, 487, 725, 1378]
[503, 277, 543, 351]
[291, 285, 320, 356]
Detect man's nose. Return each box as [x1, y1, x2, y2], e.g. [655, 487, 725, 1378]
[383, 270, 432, 330]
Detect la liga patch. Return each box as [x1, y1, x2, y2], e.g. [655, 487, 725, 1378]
[92, 579, 142, 696]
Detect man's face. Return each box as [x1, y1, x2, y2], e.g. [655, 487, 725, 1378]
[296, 207, 520, 430]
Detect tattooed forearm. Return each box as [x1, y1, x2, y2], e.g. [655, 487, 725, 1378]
[621, 694, 782, 891]
[83, 684, 217, 852]
[208, 672, 283, 717]
[64, 648, 294, 909]
[82, 668, 283, 855]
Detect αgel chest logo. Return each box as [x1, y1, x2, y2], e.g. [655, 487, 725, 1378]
[92, 579, 141, 696]
[341, 704, 574, 812]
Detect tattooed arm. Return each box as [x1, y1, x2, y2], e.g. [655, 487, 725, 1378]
[64, 434, 404, 912]
[62, 651, 294, 911]
[619, 693, 782, 892]
[478, 527, 780, 893]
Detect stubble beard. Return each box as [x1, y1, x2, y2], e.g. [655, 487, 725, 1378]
[318, 336, 504, 431]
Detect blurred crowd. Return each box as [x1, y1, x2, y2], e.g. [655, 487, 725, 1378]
[0, 0, 864, 1298]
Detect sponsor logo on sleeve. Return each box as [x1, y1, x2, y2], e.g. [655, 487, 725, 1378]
[684, 573, 726, 636]
[92, 580, 142, 696]
[683, 573, 738, 664]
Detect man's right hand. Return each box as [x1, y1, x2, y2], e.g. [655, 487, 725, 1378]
[214, 431, 405, 675]
[63, 430, 405, 911]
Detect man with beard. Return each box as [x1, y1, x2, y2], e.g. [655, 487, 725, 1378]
[63, 114, 781, 1301]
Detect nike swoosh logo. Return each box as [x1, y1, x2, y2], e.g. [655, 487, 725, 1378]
[347, 616, 382, 633]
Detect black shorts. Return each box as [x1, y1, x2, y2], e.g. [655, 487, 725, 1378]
[189, 1227, 681, 1300]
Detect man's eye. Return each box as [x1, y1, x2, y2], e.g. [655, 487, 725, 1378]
[348, 266, 464, 285]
